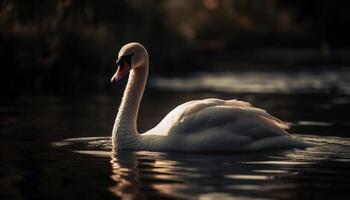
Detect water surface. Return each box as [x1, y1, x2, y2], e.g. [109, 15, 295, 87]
[1, 69, 350, 199]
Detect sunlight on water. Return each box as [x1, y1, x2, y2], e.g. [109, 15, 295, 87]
[297, 121, 332, 126]
[53, 134, 350, 200]
[151, 69, 350, 94]
[253, 170, 288, 173]
[242, 161, 311, 165]
[225, 174, 271, 180]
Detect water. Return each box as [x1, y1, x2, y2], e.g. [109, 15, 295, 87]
[151, 68, 350, 94]
[1, 69, 350, 200]
[55, 135, 350, 200]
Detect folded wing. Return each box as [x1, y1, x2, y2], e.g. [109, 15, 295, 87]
[144, 98, 289, 141]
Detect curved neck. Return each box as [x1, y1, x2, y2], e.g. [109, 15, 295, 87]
[112, 60, 149, 147]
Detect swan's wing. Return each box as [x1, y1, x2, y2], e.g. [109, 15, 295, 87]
[173, 105, 290, 139]
[143, 98, 225, 136]
[144, 98, 289, 139]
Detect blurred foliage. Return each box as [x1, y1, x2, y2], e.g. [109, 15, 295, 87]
[1, 0, 350, 95]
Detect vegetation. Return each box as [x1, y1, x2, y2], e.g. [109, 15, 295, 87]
[1, 0, 350, 94]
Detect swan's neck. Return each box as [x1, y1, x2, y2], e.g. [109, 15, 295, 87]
[112, 61, 148, 148]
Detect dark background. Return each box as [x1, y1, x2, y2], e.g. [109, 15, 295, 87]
[1, 2, 350, 199]
[1, 0, 350, 95]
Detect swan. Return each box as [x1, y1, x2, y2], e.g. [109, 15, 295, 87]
[110, 42, 307, 152]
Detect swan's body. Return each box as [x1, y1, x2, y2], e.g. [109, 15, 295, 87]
[111, 43, 306, 152]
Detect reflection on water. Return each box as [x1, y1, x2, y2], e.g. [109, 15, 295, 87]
[2, 69, 350, 199]
[53, 134, 350, 199]
[110, 151, 145, 200]
[61, 134, 350, 200]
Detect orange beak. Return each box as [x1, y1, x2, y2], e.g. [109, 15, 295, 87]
[111, 62, 131, 83]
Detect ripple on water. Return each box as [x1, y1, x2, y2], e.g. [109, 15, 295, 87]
[53, 134, 350, 200]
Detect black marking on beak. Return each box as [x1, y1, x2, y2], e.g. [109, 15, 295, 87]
[116, 52, 134, 68]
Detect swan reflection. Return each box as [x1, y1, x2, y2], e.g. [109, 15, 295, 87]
[110, 151, 145, 200]
[58, 135, 350, 199]
[109, 150, 297, 199]
[109, 151, 190, 199]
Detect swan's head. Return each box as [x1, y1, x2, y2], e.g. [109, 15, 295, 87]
[111, 42, 148, 83]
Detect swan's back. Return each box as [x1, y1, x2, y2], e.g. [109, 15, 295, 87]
[145, 98, 289, 136]
[141, 98, 303, 151]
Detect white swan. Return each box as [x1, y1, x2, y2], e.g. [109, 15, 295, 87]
[111, 42, 307, 152]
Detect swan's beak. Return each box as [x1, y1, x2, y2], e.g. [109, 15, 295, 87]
[111, 62, 131, 83]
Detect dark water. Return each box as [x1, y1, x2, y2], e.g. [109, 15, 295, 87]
[1, 70, 350, 200]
